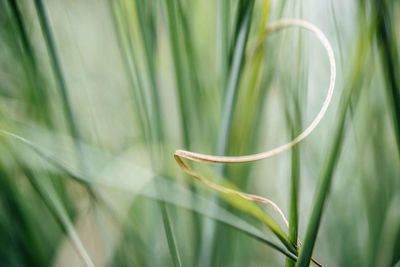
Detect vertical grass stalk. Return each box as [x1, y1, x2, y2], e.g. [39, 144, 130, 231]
[295, 27, 370, 266]
[198, 1, 255, 266]
[375, 0, 400, 157]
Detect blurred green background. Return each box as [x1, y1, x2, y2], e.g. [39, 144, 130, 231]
[0, 0, 399, 266]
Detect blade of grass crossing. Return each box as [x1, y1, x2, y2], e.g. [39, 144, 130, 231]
[0, 128, 299, 261]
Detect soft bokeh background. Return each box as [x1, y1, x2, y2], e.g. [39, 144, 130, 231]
[0, 0, 399, 266]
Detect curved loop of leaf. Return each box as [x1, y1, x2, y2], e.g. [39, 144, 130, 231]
[0, 128, 296, 261]
[175, 19, 336, 163]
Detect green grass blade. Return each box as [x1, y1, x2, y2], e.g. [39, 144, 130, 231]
[32, 0, 105, 208]
[216, 0, 255, 158]
[198, 1, 255, 266]
[375, 0, 400, 157]
[286, 120, 301, 267]
[295, 115, 346, 267]
[108, 0, 151, 142]
[159, 203, 182, 267]
[217, 0, 231, 90]
[128, 2, 183, 263]
[176, 0, 204, 123]
[285, 20, 306, 266]
[0, 167, 48, 266]
[5, 0, 51, 123]
[295, 22, 372, 267]
[33, 0, 81, 144]
[23, 169, 94, 267]
[164, 0, 192, 147]
[134, 0, 164, 142]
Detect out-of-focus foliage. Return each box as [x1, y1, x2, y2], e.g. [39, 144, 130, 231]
[0, 0, 399, 266]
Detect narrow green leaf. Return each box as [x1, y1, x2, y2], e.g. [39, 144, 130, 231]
[33, 0, 81, 145]
[164, 0, 192, 147]
[23, 169, 94, 267]
[375, 0, 400, 157]
[199, 1, 256, 266]
[159, 202, 182, 267]
[295, 23, 372, 267]
[32, 0, 93, 195]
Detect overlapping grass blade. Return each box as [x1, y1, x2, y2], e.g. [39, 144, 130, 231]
[0, 127, 297, 261]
